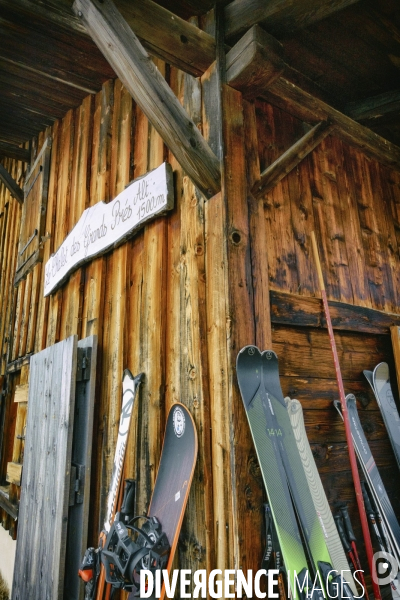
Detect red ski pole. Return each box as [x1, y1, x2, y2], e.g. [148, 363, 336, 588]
[311, 231, 381, 600]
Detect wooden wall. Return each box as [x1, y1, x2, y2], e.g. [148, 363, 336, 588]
[0, 65, 399, 594]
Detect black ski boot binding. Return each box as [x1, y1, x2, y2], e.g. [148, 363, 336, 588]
[101, 514, 170, 594]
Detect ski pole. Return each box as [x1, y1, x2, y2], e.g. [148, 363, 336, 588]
[311, 231, 381, 600]
[340, 503, 369, 600]
[361, 482, 386, 552]
[334, 512, 359, 579]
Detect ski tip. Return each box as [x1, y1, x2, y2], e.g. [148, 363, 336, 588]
[123, 369, 145, 385]
[237, 345, 261, 358]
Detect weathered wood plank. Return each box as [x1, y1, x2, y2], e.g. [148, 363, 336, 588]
[164, 64, 214, 575]
[46, 112, 74, 346]
[258, 103, 300, 295]
[73, 0, 221, 199]
[96, 78, 131, 531]
[0, 163, 23, 203]
[310, 136, 353, 303]
[202, 56, 234, 573]
[224, 0, 361, 40]
[14, 384, 28, 403]
[253, 121, 334, 198]
[0, 142, 30, 163]
[6, 461, 22, 485]
[59, 96, 93, 341]
[81, 80, 113, 342]
[243, 99, 272, 349]
[270, 289, 400, 333]
[34, 124, 59, 354]
[346, 90, 400, 122]
[11, 336, 78, 600]
[222, 83, 267, 574]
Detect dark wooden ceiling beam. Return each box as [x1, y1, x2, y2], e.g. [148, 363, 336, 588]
[224, 0, 361, 40]
[345, 90, 400, 122]
[226, 26, 400, 172]
[0, 143, 30, 163]
[0, 164, 24, 203]
[116, 0, 215, 77]
[73, 0, 221, 199]
[0, 0, 216, 78]
[253, 121, 334, 197]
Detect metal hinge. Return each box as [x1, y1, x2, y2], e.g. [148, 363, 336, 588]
[69, 463, 85, 506]
[76, 347, 91, 382]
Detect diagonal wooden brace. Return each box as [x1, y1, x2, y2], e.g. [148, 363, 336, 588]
[73, 0, 221, 199]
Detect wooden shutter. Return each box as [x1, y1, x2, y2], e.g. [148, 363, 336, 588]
[11, 334, 97, 600]
[14, 137, 52, 285]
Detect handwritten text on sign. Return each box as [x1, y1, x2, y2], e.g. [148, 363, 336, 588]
[44, 162, 174, 296]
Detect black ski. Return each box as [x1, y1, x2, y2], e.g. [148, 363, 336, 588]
[364, 363, 400, 471]
[334, 394, 400, 566]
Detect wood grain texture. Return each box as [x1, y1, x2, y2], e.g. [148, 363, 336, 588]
[201, 58, 233, 573]
[164, 65, 215, 576]
[224, 0, 361, 40]
[253, 121, 334, 198]
[73, 0, 221, 199]
[11, 335, 77, 600]
[242, 100, 272, 349]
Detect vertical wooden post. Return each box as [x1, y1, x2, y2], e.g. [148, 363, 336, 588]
[201, 8, 268, 574]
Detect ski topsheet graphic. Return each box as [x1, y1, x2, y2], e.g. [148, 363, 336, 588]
[237, 346, 354, 600]
[364, 363, 400, 472]
[286, 397, 357, 595]
[79, 369, 144, 599]
[104, 370, 144, 533]
[334, 394, 400, 567]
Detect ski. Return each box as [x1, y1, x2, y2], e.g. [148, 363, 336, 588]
[334, 394, 400, 566]
[237, 346, 354, 600]
[79, 369, 144, 599]
[286, 397, 357, 595]
[364, 363, 400, 471]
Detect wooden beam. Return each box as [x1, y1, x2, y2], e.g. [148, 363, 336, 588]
[0, 142, 30, 163]
[271, 290, 400, 335]
[253, 121, 334, 197]
[226, 26, 400, 172]
[0, 0, 215, 78]
[73, 0, 221, 199]
[0, 163, 23, 203]
[224, 0, 361, 40]
[225, 25, 284, 98]
[0, 487, 18, 520]
[346, 90, 400, 122]
[116, 0, 215, 77]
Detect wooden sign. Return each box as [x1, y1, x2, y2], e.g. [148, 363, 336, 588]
[44, 162, 174, 296]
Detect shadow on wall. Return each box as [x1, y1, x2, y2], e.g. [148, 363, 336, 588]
[0, 525, 15, 598]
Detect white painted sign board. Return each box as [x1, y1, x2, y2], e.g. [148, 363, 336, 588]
[44, 162, 174, 296]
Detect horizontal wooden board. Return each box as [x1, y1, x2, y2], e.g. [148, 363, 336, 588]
[270, 290, 400, 333]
